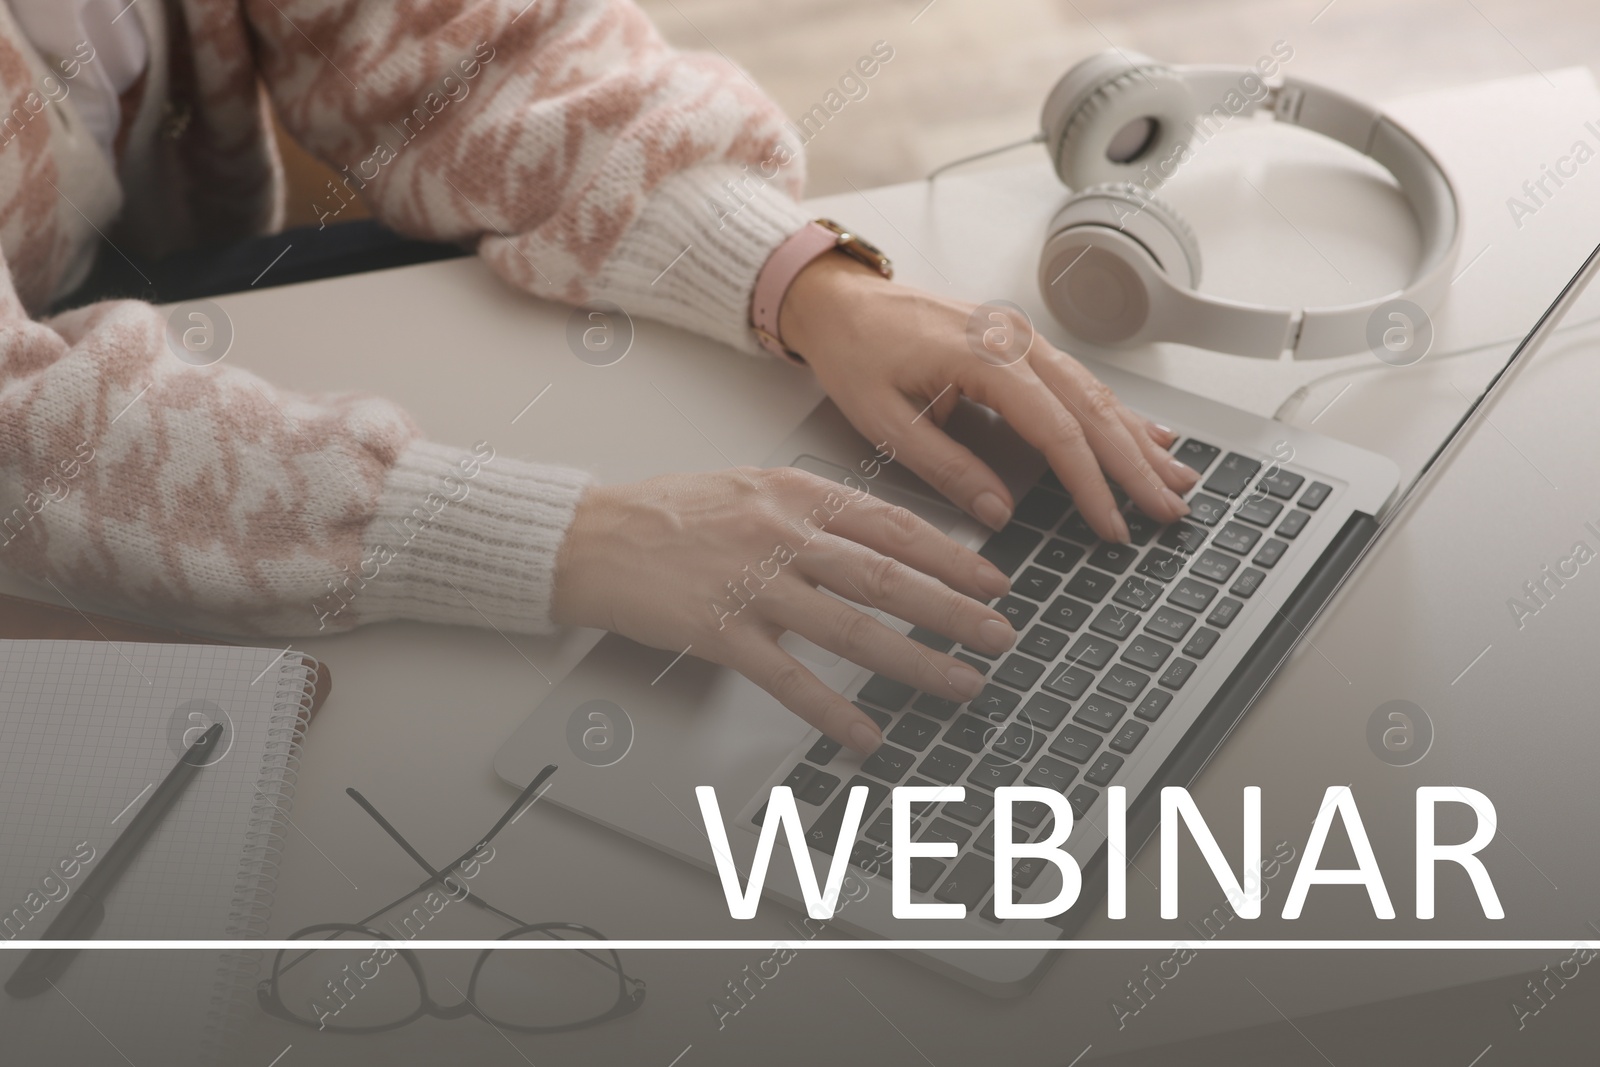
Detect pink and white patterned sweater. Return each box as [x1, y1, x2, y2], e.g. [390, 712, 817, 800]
[0, 0, 811, 636]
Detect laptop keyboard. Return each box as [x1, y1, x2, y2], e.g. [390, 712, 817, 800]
[754, 437, 1335, 923]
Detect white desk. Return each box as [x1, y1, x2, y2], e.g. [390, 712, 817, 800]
[11, 69, 1600, 1065]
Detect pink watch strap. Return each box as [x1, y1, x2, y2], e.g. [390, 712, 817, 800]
[750, 221, 840, 364]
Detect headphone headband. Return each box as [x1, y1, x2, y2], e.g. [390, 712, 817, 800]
[1039, 56, 1462, 360]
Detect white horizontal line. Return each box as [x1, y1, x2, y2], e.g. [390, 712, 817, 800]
[0, 940, 1587, 951]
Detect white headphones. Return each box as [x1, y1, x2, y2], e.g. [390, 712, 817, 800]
[1036, 50, 1462, 359]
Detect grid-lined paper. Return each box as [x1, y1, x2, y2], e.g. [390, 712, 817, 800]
[0, 639, 311, 1067]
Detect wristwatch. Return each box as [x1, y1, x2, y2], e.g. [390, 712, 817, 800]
[750, 218, 893, 364]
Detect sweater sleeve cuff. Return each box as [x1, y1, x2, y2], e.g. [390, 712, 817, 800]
[590, 164, 813, 355]
[351, 440, 593, 635]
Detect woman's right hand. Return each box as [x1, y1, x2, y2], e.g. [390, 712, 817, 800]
[551, 467, 1018, 756]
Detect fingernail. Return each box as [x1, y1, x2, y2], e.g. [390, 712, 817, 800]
[849, 722, 883, 755]
[1162, 488, 1190, 518]
[977, 562, 1011, 598]
[1168, 456, 1199, 486]
[1108, 511, 1131, 543]
[1153, 422, 1176, 441]
[978, 617, 1016, 654]
[947, 664, 986, 699]
[973, 492, 1011, 532]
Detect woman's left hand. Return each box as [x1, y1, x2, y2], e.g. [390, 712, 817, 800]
[777, 255, 1200, 544]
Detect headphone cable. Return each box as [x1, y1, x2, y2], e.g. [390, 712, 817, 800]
[926, 132, 1045, 181]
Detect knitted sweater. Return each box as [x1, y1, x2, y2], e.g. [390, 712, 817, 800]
[0, 0, 811, 636]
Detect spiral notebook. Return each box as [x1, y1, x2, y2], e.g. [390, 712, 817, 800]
[0, 639, 323, 1067]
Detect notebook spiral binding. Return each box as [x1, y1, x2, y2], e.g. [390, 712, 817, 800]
[200, 654, 320, 1065]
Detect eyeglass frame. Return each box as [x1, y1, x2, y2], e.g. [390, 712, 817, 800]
[256, 764, 646, 1034]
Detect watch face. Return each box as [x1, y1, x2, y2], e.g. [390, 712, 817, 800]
[818, 218, 891, 275]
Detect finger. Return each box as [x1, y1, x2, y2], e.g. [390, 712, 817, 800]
[1118, 408, 1199, 494]
[853, 392, 1016, 533]
[1144, 418, 1179, 450]
[1030, 354, 1190, 526]
[957, 360, 1129, 541]
[796, 533, 1016, 656]
[770, 588, 989, 707]
[728, 636, 888, 755]
[819, 491, 1011, 602]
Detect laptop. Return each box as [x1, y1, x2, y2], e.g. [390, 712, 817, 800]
[494, 240, 1600, 995]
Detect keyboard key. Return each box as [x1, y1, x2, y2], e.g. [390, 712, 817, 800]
[994, 654, 1046, 691]
[978, 896, 1005, 923]
[1186, 493, 1229, 527]
[1064, 634, 1117, 670]
[970, 684, 1020, 722]
[1043, 663, 1094, 700]
[1042, 595, 1094, 631]
[1013, 854, 1049, 889]
[991, 722, 1044, 763]
[1100, 663, 1151, 701]
[1134, 689, 1172, 721]
[1173, 438, 1221, 474]
[903, 777, 943, 815]
[1011, 800, 1053, 829]
[806, 735, 842, 765]
[1169, 577, 1217, 612]
[1074, 693, 1127, 732]
[857, 675, 913, 712]
[943, 792, 994, 826]
[1147, 604, 1196, 641]
[1122, 635, 1173, 672]
[1137, 549, 1185, 582]
[1159, 657, 1198, 690]
[1067, 785, 1099, 819]
[1236, 496, 1284, 527]
[1090, 604, 1140, 640]
[994, 595, 1038, 630]
[861, 744, 915, 784]
[1087, 542, 1140, 574]
[1025, 755, 1079, 792]
[1276, 509, 1311, 539]
[910, 857, 946, 893]
[974, 823, 995, 855]
[1158, 520, 1208, 554]
[1183, 627, 1221, 659]
[1207, 596, 1243, 628]
[1191, 549, 1240, 583]
[911, 692, 962, 721]
[1110, 720, 1149, 753]
[1113, 576, 1161, 611]
[953, 652, 990, 675]
[934, 853, 992, 908]
[1015, 486, 1071, 530]
[1013, 566, 1063, 601]
[1056, 511, 1097, 544]
[806, 776, 890, 854]
[864, 809, 906, 844]
[1214, 521, 1262, 555]
[1299, 481, 1333, 510]
[1230, 567, 1266, 598]
[1018, 624, 1071, 661]
[1253, 538, 1288, 568]
[1085, 752, 1125, 787]
[907, 626, 956, 653]
[967, 754, 1023, 791]
[979, 523, 1044, 577]
[943, 714, 996, 753]
[917, 746, 974, 785]
[1018, 692, 1072, 731]
[921, 817, 973, 849]
[887, 713, 942, 752]
[1049, 725, 1103, 763]
[1034, 539, 1087, 574]
[782, 762, 816, 796]
[1065, 567, 1117, 602]
[1204, 453, 1262, 498]
[1125, 509, 1163, 545]
[853, 702, 892, 730]
[851, 839, 893, 874]
[1257, 467, 1305, 499]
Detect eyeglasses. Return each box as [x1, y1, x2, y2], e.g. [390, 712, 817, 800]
[257, 765, 645, 1034]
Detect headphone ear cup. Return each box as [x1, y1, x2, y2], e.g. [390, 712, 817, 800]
[1041, 51, 1197, 190]
[1038, 183, 1203, 348]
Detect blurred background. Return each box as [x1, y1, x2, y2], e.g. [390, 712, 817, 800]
[277, 0, 1599, 226]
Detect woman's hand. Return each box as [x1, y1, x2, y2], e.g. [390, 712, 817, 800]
[552, 468, 1017, 755]
[778, 255, 1200, 542]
